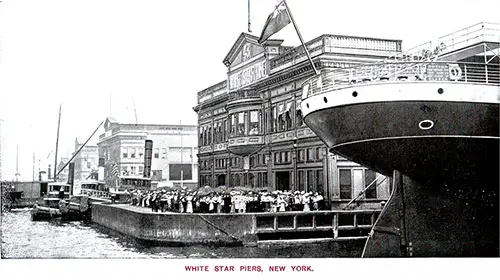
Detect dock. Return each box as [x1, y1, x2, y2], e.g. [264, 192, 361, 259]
[91, 203, 380, 251]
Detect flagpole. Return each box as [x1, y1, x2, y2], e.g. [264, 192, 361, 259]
[248, 0, 252, 33]
[282, 0, 320, 75]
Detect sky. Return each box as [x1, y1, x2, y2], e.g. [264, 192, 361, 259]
[0, 0, 499, 181]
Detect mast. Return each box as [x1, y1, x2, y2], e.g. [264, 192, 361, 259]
[56, 121, 104, 177]
[180, 120, 183, 189]
[132, 96, 138, 124]
[15, 145, 20, 181]
[54, 104, 62, 181]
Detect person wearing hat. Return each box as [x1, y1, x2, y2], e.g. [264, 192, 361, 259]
[302, 192, 311, 212]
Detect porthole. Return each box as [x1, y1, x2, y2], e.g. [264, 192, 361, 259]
[306, 103, 309, 108]
[352, 91, 358, 97]
[437, 88, 444, 94]
[418, 120, 434, 130]
[323, 97, 328, 103]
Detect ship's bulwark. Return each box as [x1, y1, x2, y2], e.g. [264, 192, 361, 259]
[304, 100, 499, 256]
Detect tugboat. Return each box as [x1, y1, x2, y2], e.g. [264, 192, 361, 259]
[31, 182, 69, 221]
[300, 22, 499, 256]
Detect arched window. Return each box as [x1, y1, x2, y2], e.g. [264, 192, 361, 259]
[296, 110, 304, 127]
[202, 126, 207, 146]
[278, 114, 284, 131]
[218, 123, 223, 142]
[285, 111, 292, 130]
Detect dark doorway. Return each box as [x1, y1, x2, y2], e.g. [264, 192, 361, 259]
[40, 182, 48, 196]
[276, 171, 290, 191]
[217, 174, 226, 186]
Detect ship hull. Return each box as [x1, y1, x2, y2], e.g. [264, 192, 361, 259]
[303, 83, 499, 190]
[303, 82, 499, 256]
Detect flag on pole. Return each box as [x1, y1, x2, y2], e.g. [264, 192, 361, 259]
[258, 1, 291, 44]
[111, 163, 119, 177]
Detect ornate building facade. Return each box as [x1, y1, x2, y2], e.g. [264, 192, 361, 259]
[194, 33, 402, 208]
[97, 117, 198, 188]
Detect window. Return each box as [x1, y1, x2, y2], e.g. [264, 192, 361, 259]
[298, 170, 305, 191]
[278, 103, 285, 131]
[285, 102, 293, 130]
[161, 148, 167, 159]
[152, 170, 162, 181]
[237, 112, 245, 136]
[138, 148, 144, 159]
[316, 169, 324, 192]
[122, 148, 128, 159]
[169, 164, 192, 180]
[87, 162, 91, 168]
[217, 122, 222, 143]
[130, 166, 136, 175]
[272, 106, 277, 132]
[316, 147, 323, 161]
[365, 169, 378, 199]
[230, 114, 236, 136]
[298, 149, 305, 162]
[223, 120, 227, 141]
[130, 148, 136, 158]
[296, 106, 304, 127]
[139, 165, 144, 174]
[274, 152, 280, 164]
[307, 170, 314, 192]
[339, 169, 352, 199]
[306, 148, 314, 161]
[249, 110, 259, 135]
[154, 148, 159, 159]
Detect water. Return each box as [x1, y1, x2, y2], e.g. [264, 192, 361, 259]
[1, 209, 351, 259]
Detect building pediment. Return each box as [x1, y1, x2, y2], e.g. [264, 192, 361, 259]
[223, 33, 284, 68]
[104, 117, 118, 131]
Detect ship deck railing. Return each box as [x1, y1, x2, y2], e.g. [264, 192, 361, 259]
[302, 61, 500, 99]
[80, 189, 110, 198]
[437, 22, 500, 56]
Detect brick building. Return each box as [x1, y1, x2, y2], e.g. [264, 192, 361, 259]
[97, 117, 198, 189]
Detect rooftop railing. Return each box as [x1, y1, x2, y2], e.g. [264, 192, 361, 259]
[302, 61, 500, 99]
[437, 22, 500, 55]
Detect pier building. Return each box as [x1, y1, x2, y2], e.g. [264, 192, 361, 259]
[97, 117, 198, 189]
[72, 137, 99, 181]
[193, 33, 398, 208]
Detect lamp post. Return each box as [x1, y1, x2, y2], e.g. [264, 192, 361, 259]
[293, 136, 298, 192]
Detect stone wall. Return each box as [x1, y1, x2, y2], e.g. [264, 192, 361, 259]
[91, 204, 256, 245]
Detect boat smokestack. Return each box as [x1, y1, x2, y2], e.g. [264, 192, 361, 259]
[144, 140, 153, 178]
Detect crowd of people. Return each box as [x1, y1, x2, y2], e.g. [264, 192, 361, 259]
[128, 188, 325, 213]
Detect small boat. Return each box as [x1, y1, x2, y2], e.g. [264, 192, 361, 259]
[59, 194, 92, 221]
[78, 180, 112, 203]
[30, 182, 70, 221]
[31, 203, 62, 221]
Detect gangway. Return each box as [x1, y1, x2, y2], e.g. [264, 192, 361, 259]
[436, 22, 500, 63]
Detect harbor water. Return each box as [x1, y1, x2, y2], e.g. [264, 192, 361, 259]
[1, 209, 362, 259]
